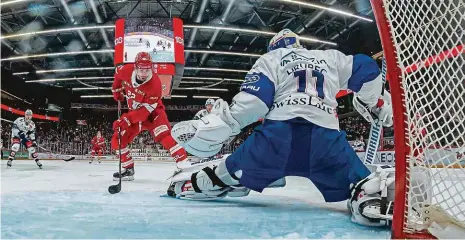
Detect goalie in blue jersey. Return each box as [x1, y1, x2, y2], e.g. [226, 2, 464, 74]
[169, 29, 399, 227]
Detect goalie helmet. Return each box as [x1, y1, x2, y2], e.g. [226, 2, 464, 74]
[134, 52, 153, 69]
[205, 98, 215, 106]
[268, 29, 301, 52]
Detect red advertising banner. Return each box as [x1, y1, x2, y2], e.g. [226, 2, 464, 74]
[172, 18, 185, 65]
[1, 104, 59, 121]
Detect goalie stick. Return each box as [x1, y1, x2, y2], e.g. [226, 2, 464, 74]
[363, 58, 387, 165]
[363, 57, 390, 216]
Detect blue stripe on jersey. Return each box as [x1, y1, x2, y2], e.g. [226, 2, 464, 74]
[240, 72, 275, 108]
[348, 54, 381, 92]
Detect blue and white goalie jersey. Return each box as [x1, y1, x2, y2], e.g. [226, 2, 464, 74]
[11, 117, 36, 140]
[230, 48, 383, 130]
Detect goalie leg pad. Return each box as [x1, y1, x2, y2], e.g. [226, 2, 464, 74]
[348, 165, 395, 227]
[172, 161, 241, 200]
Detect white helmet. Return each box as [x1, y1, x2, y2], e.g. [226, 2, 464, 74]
[268, 29, 301, 52]
[205, 98, 215, 106]
[25, 109, 33, 121]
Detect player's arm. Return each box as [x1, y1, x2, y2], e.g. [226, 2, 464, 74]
[117, 90, 158, 127]
[332, 50, 393, 127]
[26, 122, 36, 142]
[193, 110, 203, 120]
[112, 65, 125, 102]
[12, 118, 28, 141]
[214, 53, 277, 134]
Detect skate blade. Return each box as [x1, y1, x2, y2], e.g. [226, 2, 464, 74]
[113, 176, 134, 181]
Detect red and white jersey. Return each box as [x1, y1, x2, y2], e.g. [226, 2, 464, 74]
[91, 136, 105, 148]
[113, 64, 163, 121]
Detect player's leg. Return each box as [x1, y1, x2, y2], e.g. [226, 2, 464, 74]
[111, 124, 139, 181]
[149, 109, 188, 168]
[7, 137, 21, 168]
[97, 149, 102, 163]
[90, 148, 96, 164]
[304, 124, 395, 227]
[24, 140, 42, 169]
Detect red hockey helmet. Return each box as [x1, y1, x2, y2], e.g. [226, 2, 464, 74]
[134, 52, 153, 69]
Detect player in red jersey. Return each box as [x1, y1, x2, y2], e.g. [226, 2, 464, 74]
[111, 52, 188, 181]
[90, 131, 105, 164]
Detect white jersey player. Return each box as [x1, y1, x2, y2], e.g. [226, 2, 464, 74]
[7, 110, 42, 169]
[169, 29, 404, 227]
[193, 98, 215, 120]
[353, 137, 366, 152]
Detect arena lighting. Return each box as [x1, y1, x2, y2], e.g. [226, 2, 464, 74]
[184, 67, 249, 73]
[182, 76, 243, 82]
[176, 87, 229, 92]
[80, 95, 112, 98]
[2, 50, 114, 61]
[14, 67, 114, 75]
[279, 0, 373, 22]
[26, 76, 114, 83]
[184, 25, 337, 46]
[185, 49, 261, 58]
[0, 25, 115, 40]
[0, 0, 29, 6]
[72, 87, 111, 91]
[0, 90, 32, 104]
[192, 96, 220, 99]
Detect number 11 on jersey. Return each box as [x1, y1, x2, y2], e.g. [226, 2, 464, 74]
[294, 69, 325, 99]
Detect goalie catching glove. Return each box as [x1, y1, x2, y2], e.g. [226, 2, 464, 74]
[171, 99, 241, 158]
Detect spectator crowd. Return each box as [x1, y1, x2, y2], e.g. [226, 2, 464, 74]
[1, 109, 398, 157]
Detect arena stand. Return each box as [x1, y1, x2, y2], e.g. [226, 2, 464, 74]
[1, 99, 399, 160]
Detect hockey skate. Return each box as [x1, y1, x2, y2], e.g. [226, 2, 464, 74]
[35, 159, 42, 169]
[113, 167, 134, 181]
[6, 159, 12, 168]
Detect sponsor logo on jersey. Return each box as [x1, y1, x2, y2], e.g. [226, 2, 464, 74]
[270, 95, 336, 115]
[243, 74, 260, 84]
[280, 51, 327, 66]
[240, 85, 260, 91]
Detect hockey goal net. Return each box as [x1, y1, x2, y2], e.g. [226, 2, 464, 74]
[370, 0, 465, 238]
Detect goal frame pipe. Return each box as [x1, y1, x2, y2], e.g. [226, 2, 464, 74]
[369, 0, 434, 238]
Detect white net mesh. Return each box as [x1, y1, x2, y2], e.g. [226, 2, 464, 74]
[381, 0, 465, 234]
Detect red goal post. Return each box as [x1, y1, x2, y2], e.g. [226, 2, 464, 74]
[370, 0, 464, 238]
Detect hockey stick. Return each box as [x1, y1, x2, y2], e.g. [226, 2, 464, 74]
[363, 58, 391, 215]
[363, 58, 387, 165]
[37, 144, 75, 161]
[108, 101, 123, 194]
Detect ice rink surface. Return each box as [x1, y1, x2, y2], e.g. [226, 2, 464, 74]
[1, 160, 391, 239]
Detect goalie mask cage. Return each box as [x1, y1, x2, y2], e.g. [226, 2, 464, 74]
[370, 0, 464, 238]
